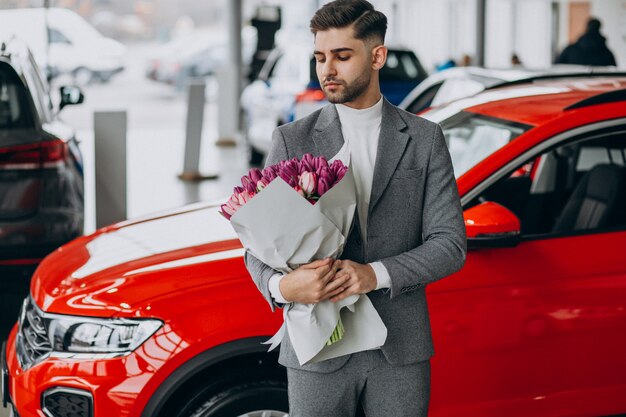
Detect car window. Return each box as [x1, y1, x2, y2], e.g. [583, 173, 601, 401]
[20, 61, 50, 123]
[380, 50, 427, 82]
[471, 131, 626, 238]
[0, 62, 35, 130]
[26, 51, 53, 121]
[440, 111, 531, 178]
[48, 28, 72, 44]
[405, 82, 443, 114]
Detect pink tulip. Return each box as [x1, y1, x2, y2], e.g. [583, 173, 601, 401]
[241, 175, 256, 194]
[219, 204, 232, 220]
[256, 178, 269, 192]
[235, 190, 254, 206]
[298, 171, 317, 196]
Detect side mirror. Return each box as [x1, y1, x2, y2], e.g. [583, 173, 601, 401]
[464, 202, 521, 248]
[59, 86, 84, 110]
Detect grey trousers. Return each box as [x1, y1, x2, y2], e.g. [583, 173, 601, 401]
[286, 350, 430, 417]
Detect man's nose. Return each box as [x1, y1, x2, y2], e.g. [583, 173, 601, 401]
[320, 61, 337, 80]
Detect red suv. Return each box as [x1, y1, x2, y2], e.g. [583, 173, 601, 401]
[3, 76, 626, 417]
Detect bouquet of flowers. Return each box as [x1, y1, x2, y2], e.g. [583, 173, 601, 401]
[221, 153, 387, 365]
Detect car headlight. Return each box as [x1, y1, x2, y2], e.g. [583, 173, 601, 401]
[17, 297, 163, 369]
[46, 316, 162, 355]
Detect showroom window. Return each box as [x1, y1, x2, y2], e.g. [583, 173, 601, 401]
[469, 131, 626, 238]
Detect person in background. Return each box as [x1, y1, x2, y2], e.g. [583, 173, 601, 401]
[555, 17, 617, 67]
[511, 53, 523, 67]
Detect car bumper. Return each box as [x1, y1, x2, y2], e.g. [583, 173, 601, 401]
[3, 325, 155, 417]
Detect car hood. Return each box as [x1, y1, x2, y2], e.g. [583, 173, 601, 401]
[31, 202, 244, 317]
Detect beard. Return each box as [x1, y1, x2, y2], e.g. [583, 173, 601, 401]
[322, 67, 371, 104]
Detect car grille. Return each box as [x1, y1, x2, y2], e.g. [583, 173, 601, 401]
[42, 387, 93, 417]
[15, 297, 52, 370]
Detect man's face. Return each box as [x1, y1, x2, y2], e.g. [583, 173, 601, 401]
[313, 26, 374, 105]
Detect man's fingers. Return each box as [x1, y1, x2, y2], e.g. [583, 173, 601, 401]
[330, 285, 356, 302]
[302, 258, 332, 269]
[324, 274, 350, 292]
[320, 260, 340, 283]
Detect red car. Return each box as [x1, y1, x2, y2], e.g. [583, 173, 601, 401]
[3, 76, 626, 417]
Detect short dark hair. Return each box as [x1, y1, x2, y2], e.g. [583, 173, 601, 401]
[587, 17, 601, 32]
[310, 0, 388, 44]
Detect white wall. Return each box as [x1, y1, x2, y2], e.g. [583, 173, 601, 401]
[486, 0, 553, 68]
[392, 0, 477, 71]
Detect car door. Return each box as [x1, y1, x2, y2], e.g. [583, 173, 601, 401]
[428, 126, 626, 417]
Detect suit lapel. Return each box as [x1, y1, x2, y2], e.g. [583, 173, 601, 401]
[312, 104, 345, 159]
[368, 99, 410, 216]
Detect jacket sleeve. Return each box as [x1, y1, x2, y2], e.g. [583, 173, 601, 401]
[380, 124, 467, 299]
[243, 127, 290, 311]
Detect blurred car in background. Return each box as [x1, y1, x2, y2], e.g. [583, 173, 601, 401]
[4, 74, 626, 417]
[0, 39, 85, 338]
[145, 27, 257, 91]
[399, 64, 621, 115]
[0, 8, 126, 85]
[241, 44, 427, 164]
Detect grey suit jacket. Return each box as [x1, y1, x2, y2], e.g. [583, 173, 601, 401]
[245, 98, 467, 373]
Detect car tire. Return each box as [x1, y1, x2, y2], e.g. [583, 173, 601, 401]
[182, 379, 288, 417]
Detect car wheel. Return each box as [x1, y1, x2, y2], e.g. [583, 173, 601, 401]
[73, 67, 93, 85]
[183, 379, 288, 417]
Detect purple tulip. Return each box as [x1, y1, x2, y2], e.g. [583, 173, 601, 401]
[317, 177, 331, 196]
[334, 165, 348, 183]
[300, 153, 315, 173]
[313, 156, 328, 172]
[248, 168, 263, 184]
[262, 167, 277, 182]
[317, 166, 336, 186]
[278, 163, 299, 187]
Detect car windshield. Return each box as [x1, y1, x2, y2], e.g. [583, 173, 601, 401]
[439, 112, 531, 178]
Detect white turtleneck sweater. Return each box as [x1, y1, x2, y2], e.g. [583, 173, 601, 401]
[269, 96, 391, 303]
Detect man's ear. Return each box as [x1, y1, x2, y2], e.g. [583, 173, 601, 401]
[372, 45, 387, 70]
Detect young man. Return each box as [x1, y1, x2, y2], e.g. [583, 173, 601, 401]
[245, 1, 466, 415]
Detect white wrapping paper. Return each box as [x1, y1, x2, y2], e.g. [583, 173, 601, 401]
[230, 166, 387, 365]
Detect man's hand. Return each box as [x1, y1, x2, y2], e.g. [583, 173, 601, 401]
[279, 258, 350, 304]
[329, 260, 377, 303]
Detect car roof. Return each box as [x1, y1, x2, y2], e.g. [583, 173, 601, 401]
[423, 76, 626, 126]
[0, 37, 31, 75]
